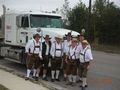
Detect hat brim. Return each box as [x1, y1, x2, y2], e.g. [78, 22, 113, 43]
[44, 37, 51, 39]
[55, 37, 62, 39]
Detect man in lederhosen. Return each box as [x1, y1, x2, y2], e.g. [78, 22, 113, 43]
[78, 40, 93, 89]
[25, 33, 42, 81]
[65, 37, 79, 86]
[50, 35, 63, 82]
[77, 34, 85, 82]
[42, 35, 52, 81]
[63, 32, 72, 81]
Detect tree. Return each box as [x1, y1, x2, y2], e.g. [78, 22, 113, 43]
[67, 1, 88, 33]
[60, 0, 71, 28]
[93, 0, 120, 45]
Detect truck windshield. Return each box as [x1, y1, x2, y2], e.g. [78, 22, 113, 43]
[30, 15, 62, 28]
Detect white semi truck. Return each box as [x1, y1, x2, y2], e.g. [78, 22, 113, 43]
[0, 6, 79, 64]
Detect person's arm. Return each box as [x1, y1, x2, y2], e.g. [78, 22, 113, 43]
[86, 49, 93, 69]
[39, 42, 43, 60]
[25, 40, 32, 56]
[50, 43, 55, 58]
[64, 46, 69, 63]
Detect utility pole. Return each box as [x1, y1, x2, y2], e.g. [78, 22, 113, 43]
[87, 0, 92, 42]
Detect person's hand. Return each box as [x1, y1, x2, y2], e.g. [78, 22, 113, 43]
[39, 55, 43, 60]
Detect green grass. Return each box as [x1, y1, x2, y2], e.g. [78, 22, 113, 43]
[0, 84, 9, 90]
[91, 43, 120, 54]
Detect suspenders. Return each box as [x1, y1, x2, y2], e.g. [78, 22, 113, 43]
[68, 46, 77, 60]
[33, 40, 41, 54]
[80, 47, 89, 63]
[54, 42, 62, 58]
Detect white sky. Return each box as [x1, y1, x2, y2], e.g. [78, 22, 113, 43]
[0, 0, 120, 15]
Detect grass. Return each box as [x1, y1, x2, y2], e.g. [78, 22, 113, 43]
[0, 84, 9, 90]
[91, 43, 120, 54]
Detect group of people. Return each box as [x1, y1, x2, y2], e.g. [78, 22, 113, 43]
[25, 31, 93, 89]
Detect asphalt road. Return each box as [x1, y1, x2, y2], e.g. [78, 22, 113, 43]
[0, 51, 120, 90]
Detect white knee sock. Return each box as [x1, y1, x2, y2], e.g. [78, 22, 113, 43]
[51, 70, 55, 79]
[33, 69, 37, 77]
[82, 78, 87, 87]
[56, 70, 60, 79]
[68, 74, 72, 82]
[64, 74, 67, 78]
[43, 74, 46, 78]
[36, 68, 40, 77]
[72, 75, 77, 83]
[27, 69, 31, 77]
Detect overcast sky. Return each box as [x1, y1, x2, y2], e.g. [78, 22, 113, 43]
[0, 0, 120, 15]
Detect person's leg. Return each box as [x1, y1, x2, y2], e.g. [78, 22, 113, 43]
[81, 62, 89, 87]
[51, 60, 56, 82]
[71, 61, 77, 86]
[55, 58, 62, 81]
[43, 69, 47, 78]
[34, 57, 41, 81]
[63, 54, 67, 81]
[66, 74, 72, 85]
[66, 60, 73, 85]
[78, 63, 84, 82]
[25, 55, 34, 80]
[42, 56, 49, 81]
[33, 69, 37, 77]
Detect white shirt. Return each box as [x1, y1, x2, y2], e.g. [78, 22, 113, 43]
[66, 45, 80, 60]
[79, 46, 93, 63]
[25, 39, 42, 58]
[63, 40, 71, 53]
[50, 41, 63, 57]
[45, 42, 49, 55]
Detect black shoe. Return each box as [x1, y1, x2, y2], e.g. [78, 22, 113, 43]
[80, 84, 88, 87]
[85, 85, 88, 87]
[42, 77, 48, 81]
[51, 79, 55, 82]
[32, 76, 36, 79]
[25, 77, 29, 80]
[56, 79, 60, 82]
[35, 77, 39, 81]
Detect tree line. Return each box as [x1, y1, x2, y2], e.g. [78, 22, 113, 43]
[61, 0, 120, 45]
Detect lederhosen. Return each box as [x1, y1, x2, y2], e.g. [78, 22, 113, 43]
[51, 42, 62, 70]
[66, 46, 78, 75]
[78, 47, 90, 78]
[27, 41, 41, 69]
